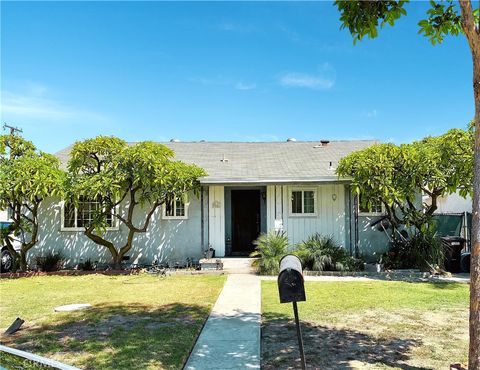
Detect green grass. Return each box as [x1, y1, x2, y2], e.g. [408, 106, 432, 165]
[0, 274, 226, 370]
[262, 280, 470, 370]
[0, 351, 56, 369]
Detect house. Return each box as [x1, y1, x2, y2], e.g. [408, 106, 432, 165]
[428, 191, 472, 214]
[0, 210, 9, 223]
[32, 139, 386, 266]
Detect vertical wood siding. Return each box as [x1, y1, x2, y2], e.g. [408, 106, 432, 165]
[266, 184, 348, 248]
[208, 185, 225, 256]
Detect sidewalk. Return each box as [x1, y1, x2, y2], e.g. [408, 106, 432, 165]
[184, 274, 261, 369]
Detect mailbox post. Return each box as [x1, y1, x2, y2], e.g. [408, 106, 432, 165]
[277, 254, 306, 370]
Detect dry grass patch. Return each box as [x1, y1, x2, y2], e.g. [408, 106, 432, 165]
[262, 280, 469, 370]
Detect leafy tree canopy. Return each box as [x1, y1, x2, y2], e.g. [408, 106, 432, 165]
[336, 127, 473, 230]
[0, 134, 64, 270]
[335, 0, 471, 45]
[66, 136, 207, 266]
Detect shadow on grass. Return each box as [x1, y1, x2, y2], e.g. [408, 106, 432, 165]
[426, 280, 468, 290]
[262, 312, 429, 370]
[0, 302, 211, 370]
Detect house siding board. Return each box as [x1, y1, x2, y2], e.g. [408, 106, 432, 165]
[32, 193, 203, 267]
[266, 185, 275, 231]
[208, 185, 225, 256]
[264, 184, 347, 249]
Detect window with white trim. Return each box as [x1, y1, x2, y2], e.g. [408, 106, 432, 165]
[62, 197, 116, 230]
[290, 189, 316, 215]
[358, 195, 384, 215]
[163, 196, 188, 219]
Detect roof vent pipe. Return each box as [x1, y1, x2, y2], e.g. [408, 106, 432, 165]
[287, 138, 297, 142]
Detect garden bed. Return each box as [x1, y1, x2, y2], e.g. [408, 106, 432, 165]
[0, 269, 140, 279]
[0, 269, 227, 279]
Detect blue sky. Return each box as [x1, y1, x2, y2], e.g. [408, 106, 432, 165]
[0, 1, 473, 153]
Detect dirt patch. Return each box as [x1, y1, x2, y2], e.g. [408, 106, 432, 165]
[262, 319, 420, 370]
[1, 311, 198, 354]
[262, 308, 468, 370]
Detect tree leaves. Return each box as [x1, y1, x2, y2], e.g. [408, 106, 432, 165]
[335, 0, 467, 45]
[418, 1, 463, 45]
[66, 136, 207, 264]
[0, 134, 64, 269]
[336, 127, 473, 231]
[335, 1, 409, 43]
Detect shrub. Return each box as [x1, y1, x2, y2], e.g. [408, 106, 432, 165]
[78, 258, 95, 271]
[295, 234, 360, 271]
[250, 231, 289, 275]
[381, 229, 443, 271]
[35, 252, 64, 272]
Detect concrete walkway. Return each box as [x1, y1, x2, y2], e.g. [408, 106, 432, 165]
[184, 274, 261, 369]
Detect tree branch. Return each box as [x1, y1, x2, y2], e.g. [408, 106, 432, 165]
[84, 225, 118, 258]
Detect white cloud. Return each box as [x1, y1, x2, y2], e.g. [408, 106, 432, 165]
[1, 90, 108, 123]
[24, 81, 48, 96]
[367, 109, 378, 118]
[189, 76, 257, 91]
[188, 76, 226, 86]
[279, 73, 334, 89]
[234, 82, 256, 91]
[278, 64, 335, 90]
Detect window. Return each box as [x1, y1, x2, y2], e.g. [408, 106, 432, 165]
[290, 189, 316, 215]
[163, 196, 188, 219]
[61, 197, 116, 230]
[358, 195, 384, 215]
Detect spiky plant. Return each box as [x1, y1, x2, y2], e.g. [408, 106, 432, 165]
[296, 234, 355, 271]
[250, 231, 289, 275]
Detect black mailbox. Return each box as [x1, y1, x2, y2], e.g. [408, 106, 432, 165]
[278, 254, 306, 304]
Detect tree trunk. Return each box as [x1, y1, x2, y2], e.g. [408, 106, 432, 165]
[115, 229, 135, 269]
[112, 254, 123, 270]
[84, 226, 119, 266]
[19, 250, 27, 271]
[470, 52, 480, 370]
[458, 2, 480, 367]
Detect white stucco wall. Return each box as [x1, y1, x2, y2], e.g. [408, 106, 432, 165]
[430, 192, 472, 213]
[357, 215, 390, 262]
[0, 209, 9, 222]
[28, 182, 387, 265]
[32, 191, 203, 267]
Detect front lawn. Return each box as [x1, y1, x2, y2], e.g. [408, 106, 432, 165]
[262, 280, 469, 369]
[0, 274, 226, 369]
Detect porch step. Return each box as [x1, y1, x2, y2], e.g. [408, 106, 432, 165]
[220, 258, 257, 274]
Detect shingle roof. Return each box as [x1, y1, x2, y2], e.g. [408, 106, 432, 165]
[56, 140, 377, 184]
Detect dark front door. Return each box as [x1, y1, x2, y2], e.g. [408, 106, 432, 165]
[231, 190, 260, 255]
